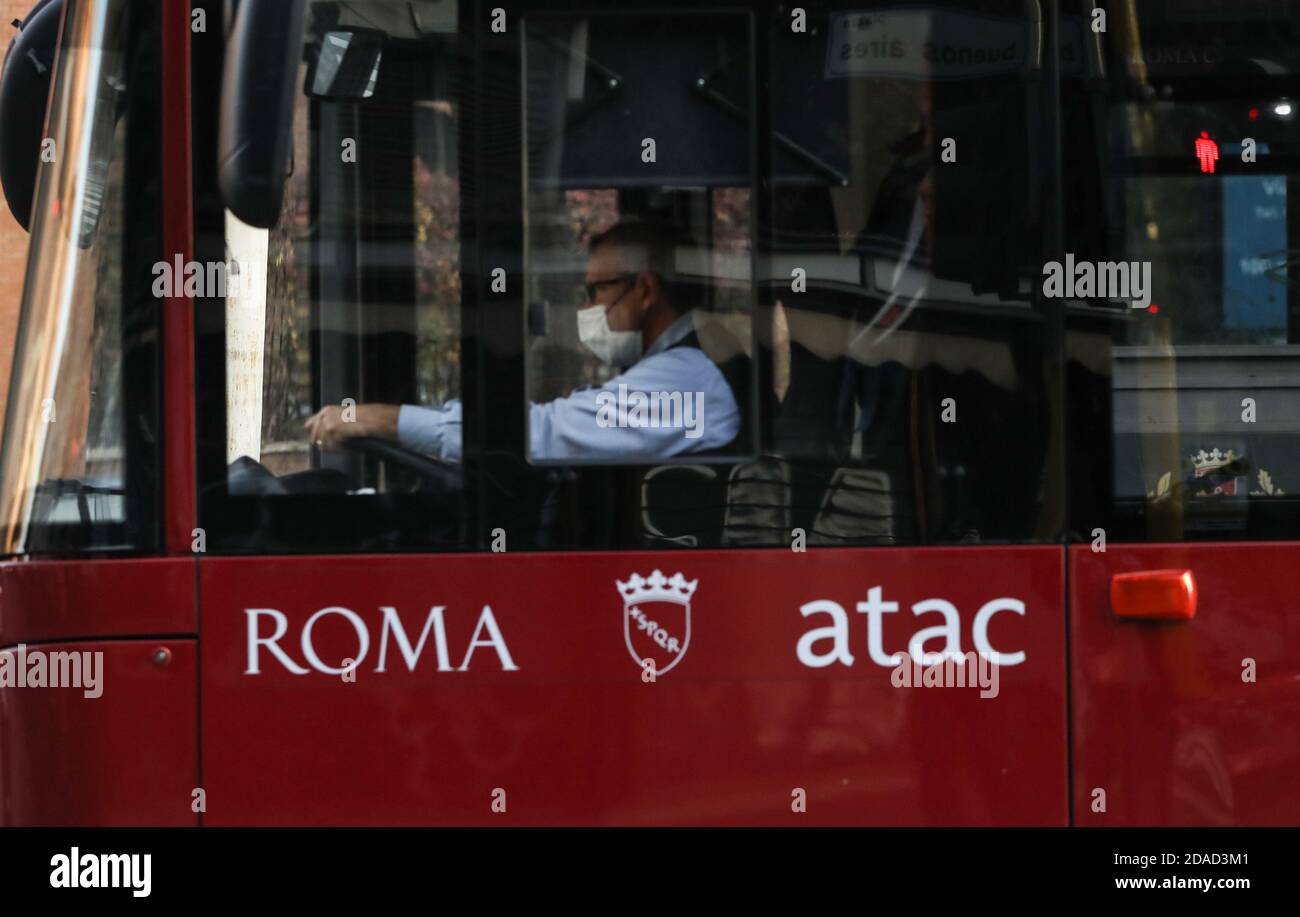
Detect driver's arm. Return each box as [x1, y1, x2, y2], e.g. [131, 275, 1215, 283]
[304, 401, 464, 461]
[394, 402, 463, 462]
[303, 403, 401, 450]
[306, 345, 738, 463]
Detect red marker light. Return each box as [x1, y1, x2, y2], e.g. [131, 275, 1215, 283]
[1148, 303, 1159, 314]
[1249, 107, 1260, 120]
[1111, 569, 1198, 621]
[1195, 131, 1219, 174]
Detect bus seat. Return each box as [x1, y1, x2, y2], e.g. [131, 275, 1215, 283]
[807, 467, 898, 546]
[639, 464, 724, 548]
[720, 458, 791, 546]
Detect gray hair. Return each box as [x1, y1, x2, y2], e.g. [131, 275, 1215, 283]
[588, 221, 694, 312]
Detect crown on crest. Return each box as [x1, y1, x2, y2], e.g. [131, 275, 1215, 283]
[617, 569, 698, 604]
[1191, 448, 1239, 472]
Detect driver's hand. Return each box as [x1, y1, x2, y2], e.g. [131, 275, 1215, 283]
[304, 403, 400, 451]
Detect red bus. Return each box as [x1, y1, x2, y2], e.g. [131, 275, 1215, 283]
[0, 0, 1297, 826]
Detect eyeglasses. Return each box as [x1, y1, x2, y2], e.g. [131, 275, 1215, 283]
[582, 273, 638, 305]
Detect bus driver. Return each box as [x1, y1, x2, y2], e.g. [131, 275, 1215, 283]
[303, 221, 745, 462]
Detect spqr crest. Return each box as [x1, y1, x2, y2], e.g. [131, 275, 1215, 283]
[618, 569, 697, 676]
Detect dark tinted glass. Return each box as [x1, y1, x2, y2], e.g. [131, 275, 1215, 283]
[196, 1, 1069, 553]
[1064, 0, 1300, 542]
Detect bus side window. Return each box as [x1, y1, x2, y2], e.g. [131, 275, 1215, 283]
[1064, 0, 1300, 543]
[750, 3, 1053, 549]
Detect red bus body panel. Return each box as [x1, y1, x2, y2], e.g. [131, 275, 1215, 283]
[0, 638, 198, 826]
[0, 558, 195, 646]
[200, 547, 1066, 825]
[0, 559, 198, 825]
[1071, 543, 1300, 825]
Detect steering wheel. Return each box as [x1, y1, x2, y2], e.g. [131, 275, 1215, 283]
[343, 436, 463, 493]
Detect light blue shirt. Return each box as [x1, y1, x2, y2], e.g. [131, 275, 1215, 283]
[397, 312, 741, 462]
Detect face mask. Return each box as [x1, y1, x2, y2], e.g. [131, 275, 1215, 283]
[577, 303, 643, 368]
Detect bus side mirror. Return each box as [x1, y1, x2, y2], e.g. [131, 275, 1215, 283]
[306, 29, 385, 101]
[218, 0, 307, 229]
[0, 0, 63, 232]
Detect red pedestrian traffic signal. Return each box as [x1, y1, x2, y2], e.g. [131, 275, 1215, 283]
[1196, 131, 1219, 174]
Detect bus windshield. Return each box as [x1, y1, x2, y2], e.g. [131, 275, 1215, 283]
[0, 0, 159, 555]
